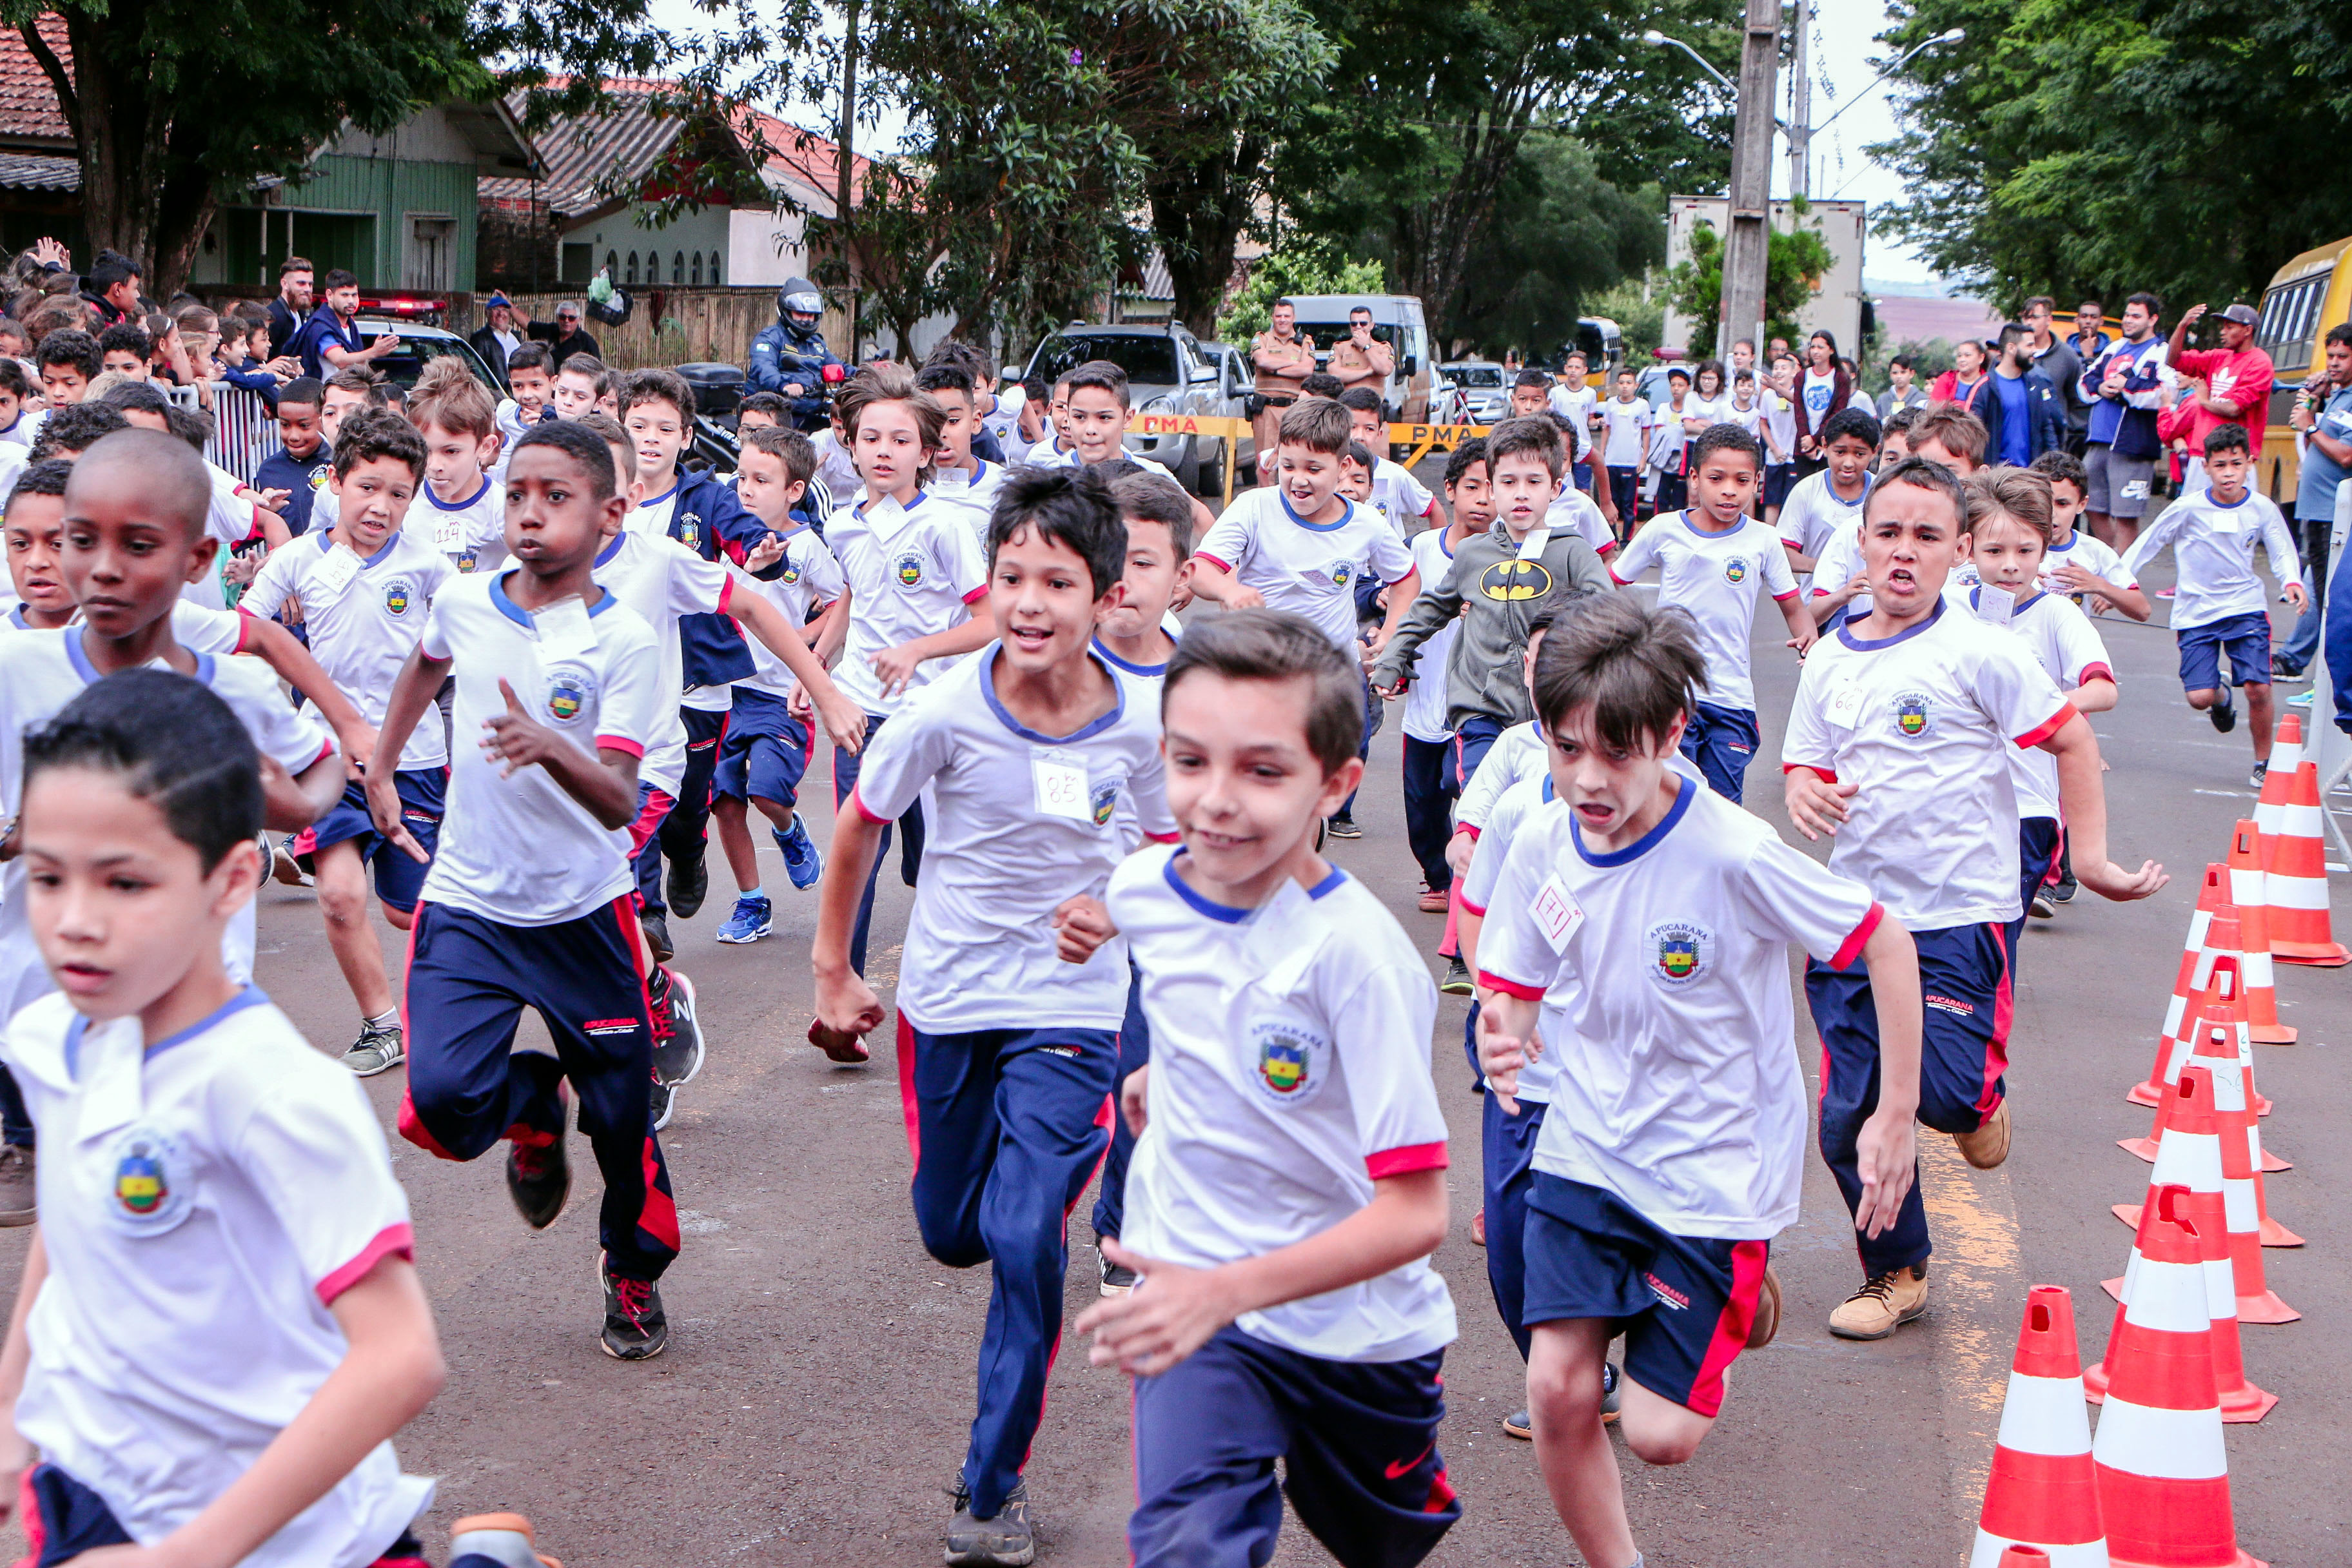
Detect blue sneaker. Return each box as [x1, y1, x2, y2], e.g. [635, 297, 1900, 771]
[775, 816, 824, 890]
[715, 894, 772, 944]
[2288, 688, 2315, 709]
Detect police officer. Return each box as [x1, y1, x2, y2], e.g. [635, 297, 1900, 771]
[747, 277, 845, 431]
[1248, 297, 1317, 485]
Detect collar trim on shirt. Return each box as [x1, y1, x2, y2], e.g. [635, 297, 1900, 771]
[1162, 852, 1347, 921]
[66, 984, 270, 1081]
[1836, 597, 1945, 652]
[1279, 492, 1354, 533]
[1571, 770, 1695, 868]
[64, 634, 213, 689]
[424, 477, 492, 513]
[593, 532, 627, 569]
[491, 572, 622, 629]
[318, 529, 402, 569]
[2204, 486, 2249, 510]
[637, 481, 681, 513]
[1971, 585, 2046, 617]
[980, 643, 1125, 745]
[1676, 509, 1745, 540]
[1090, 638, 1168, 678]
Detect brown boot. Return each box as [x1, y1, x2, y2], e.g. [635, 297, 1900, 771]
[1955, 1101, 2012, 1170]
[1828, 1264, 1928, 1340]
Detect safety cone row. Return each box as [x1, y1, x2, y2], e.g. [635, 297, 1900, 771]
[2224, 821, 2295, 1044]
[2122, 957, 2281, 1165]
[2130, 865, 2226, 1108]
[2122, 982, 2304, 1260]
[1971, 1286, 2108, 1567]
[2090, 1187, 2268, 1567]
[2248, 716, 2302, 865]
[2268, 760, 2349, 967]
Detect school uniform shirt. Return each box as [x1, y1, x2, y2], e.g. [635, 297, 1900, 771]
[1476, 775, 1881, 1237]
[810, 429, 861, 504]
[1763, 393, 1798, 467]
[1646, 402, 1690, 473]
[976, 389, 1024, 455]
[1548, 384, 1596, 462]
[1954, 584, 2113, 819]
[1109, 845, 1456, 1362]
[1776, 469, 1872, 564]
[1609, 512, 1798, 711]
[1371, 458, 1433, 538]
[629, 482, 680, 545]
[1458, 774, 1563, 1106]
[591, 530, 740, 796]
[1195, 488, 1414, 654]
[415, 571, 665, 926]
[309, 484, 338, 538]
[2118, 485, 2301, 631]
[2041, 527, 2137, 597]
[1545, 483, 1615, 558]
[848, 643, 1175, 1032]
[1037, 443, 1182, 486]
[1782, 599, 2073, 929]
[493, 397, 548, 449]
[0, 409, 30, 449]
[183, 466, 263, 611]
[1716, 397, 1772, 443]
[924, 458, 1009, 549]
[250, 447, 335, 535]
[1025, 435, 1074, 466]
[828, 489, 990, 716]
[1092, 636, 1173, 850]
[729, 524, 843, 700]
[1808, 517, 1870, 617]
[416, 476, 507, 575]
[1, 987, 428, 1567]
[242, 531, 457, 770]
[1402, 530, 1461, 745]
[0, 634, 333, 1022]
[1455, 720, 1546, 833]
[1599, 398, 1651, 467]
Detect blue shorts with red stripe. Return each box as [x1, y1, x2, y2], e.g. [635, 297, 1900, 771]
[2019, 816, 2062, 919]
[1520, 1173, 1769, 1420]
[1130, 1324, 1458, 1568]
[712, 687, 809, 808]
[1805, 920, 2012, 1277]
[293, 769, 445, 912]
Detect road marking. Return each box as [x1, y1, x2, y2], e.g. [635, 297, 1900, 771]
[1919, 1136, 2026, 1529]
[2194, 789, 2254, 799]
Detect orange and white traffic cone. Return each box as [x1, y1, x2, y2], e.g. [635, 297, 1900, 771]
[2124, 956, 2279, 1165]
[2267, 760, 2349, 967]
[2130, 865, 2226, 1108]
[2091, 1185, 2269, 1568]
[1970, 1286, 2108, 1568]
[2224, 821, 2295, 1044]
[2197, 1006, 2305, 1251]
[2202, 1039, 2300, 1324]
[2251, 716, 2302, 865]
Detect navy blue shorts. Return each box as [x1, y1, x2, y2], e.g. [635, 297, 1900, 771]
[14, 1463, 430, 1567]
[1677, 701, 1760, 804]
[1763, 463, 1794, 508]
[1131, 1324, 1458, 1568]
[712, 687, 810, 807]
[1451, 714, 1508, 792]
[295, 769, 445, 912]
[1520, 1173, 1770, 1419]
[2176, 609, 2273, 692]
[2019, 816, 2062, 914]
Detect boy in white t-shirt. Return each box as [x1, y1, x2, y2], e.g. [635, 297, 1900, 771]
[2030, 447, 2149, 621]
[1476, 597, 1919, 1568]
[1071, 609, 1459, 1568]
[0, 672, 449, 1568]
[1549, 351, 1599, 496]
[915, 362, 1008, 545]
[824, 365, 996, 979]
[811, 466, 1175, 1567]
[1609, 425, 1814, 802]
[368, 423, 681, 1362]
[406, 360, 506, 576]
[1598, 368, 1651, 534]
[1762, 355, 1801, 524]
[1784, 457, 2166, 1339]
[1339, 386, 1436, 535]
[1777, 404, 1881, 584]
[1646, 367, 1693, 515]
[1400, 441, 1490, 917]
[240, 412, 456, 1079]
[493, 343, 554, 449]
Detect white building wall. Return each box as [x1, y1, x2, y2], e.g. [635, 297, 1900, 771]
[728, 207, 806, 288]
[564, 204, 733, 289]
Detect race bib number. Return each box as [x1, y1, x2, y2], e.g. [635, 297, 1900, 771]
[1032, 750, 1090, 822]
[1531, 875, 1585, 954]
[534, 596, 598, 659]
[311, 543, 364, 601]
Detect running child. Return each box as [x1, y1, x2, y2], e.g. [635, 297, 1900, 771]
[495, 344, 554, 447]
[1043, 360, 1217, 533]
[1073, 609, 1459, 1568]
[407, 359, 506, 575]
[810, 466, 1175, 1567]
[1338, 386, 1437, 534]
[1598, 369, 1651, 533]
[367, 422, 680, 1360]
[1545, 415, 1618, 560]
[1647, 367, 1692, 516]
[915, 360, 1008, 546]
[710, 424, 847, 945]
[0, 671, 449, 1568]
[1399, 440, 1489, 918]
[1784, 456, 2165, 1339]
[2030, 448, 2149, 620]
[552, 353, 610, 422]
[1607, 424, 1813, 802]
[1776, 405, 1881, 578]
[1476, 596, 1923, 1568]
[2119, 423, 2304, 785]
[240, 411, 455, 1077]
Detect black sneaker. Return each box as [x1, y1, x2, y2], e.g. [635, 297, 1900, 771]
[649, 1075, 676, 1133]
[1326, 814, 1362, 840]
[2210, 691, 2237, 733]
[1099, 1246, 1137, 1297]
[2030, 891, 2056, 918]
[2250, 761, 2269, 790]
[598, 1253, 669, 1360]
[667, 851, 709, 919]
[2050, 876, 2077, 905]
[640, 910, 674, 963]
[1441, 956, 1473, 995]
[945, 1478, 1034, 1567]
[505, 1129, 570, 1231]
[649, 968, 704, 1088]
[1601, 1360, 1621, 1425]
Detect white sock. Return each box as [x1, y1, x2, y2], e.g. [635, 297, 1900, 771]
[365, 1009, 398, 1030]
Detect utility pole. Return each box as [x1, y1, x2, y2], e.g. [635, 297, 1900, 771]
[1720, 0, 1781, 360]
[837, 0, 861, 361]
[1787, 0, 1811, 199]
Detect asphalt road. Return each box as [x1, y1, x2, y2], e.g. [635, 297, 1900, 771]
[0, 498, 2346, 1567]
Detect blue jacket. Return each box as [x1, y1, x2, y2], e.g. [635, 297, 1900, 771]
[658, 467, 787, 688]
[747, 322, 842, 429]
[1979, 369, 2066, 465]
[288, 306, 364, 382]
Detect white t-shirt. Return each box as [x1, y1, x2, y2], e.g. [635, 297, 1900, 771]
[1808, 516, 1870, 617]
[1547, 384, 1595, 461]
[1371, 458, 1433, 537]
[1456, 720, 1546, 833]
[1110, 847, 1456, 1362]
[1764, 390, 1799, 466]
[1545, 484, 1615, 557]
[415, 571, 665, 926]
[924, 458, 1010, 551]
[1801, 369, 1838, 428]
[1609, 512, 1798, 710]
[827, 489, 988, 716]
[730, 524, 843, 700]
[1600, 398, 1652, 467]
[1676, 392, 1724, 438]
[2043, 527, 2137, 597]
[2117, 485, 2300, 631]
[810, 429, 861, 504]
[183, 466, 260, 610]
[1037, 443, 1181, 486]
[627, 482, 679, 545]
[1476, 776, 1881, 1237]
[416, 476, 507, 576]
[1782, 599, 2073, 928]
[1776, 469, 1873, 564]
[1402, 530, 1461, 743]
[976, 389, 1023, 453]
[1092, 636, 1173, 849]
[308, 484, 338, 538]
[848, 644, 1175, 1032]
[1195, 489, 1413, 654]
[1716, 396, 1770, 442]
[3, 987, 429, 1568]
[1458, 772, 1563, 1105]
[1953, 583, 2114, 819]
[590, 529, 736, 796]
[242, 530, 456, 770]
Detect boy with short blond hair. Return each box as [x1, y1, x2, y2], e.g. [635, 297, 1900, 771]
[405, 358, 505, 574]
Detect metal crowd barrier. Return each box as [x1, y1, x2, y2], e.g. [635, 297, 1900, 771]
[159, 382, 278, 485]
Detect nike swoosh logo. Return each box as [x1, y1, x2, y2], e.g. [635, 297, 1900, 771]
[1384, 1444, 1434, 1480]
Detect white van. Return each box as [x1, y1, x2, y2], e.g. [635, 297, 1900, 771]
[1283, 294, 1435, 423]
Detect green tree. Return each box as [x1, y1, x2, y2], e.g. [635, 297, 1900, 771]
[1215, 242, 1386, 343]
[1587, 275, 1665, 369]
[1441, 133, 1663, 359]
[1663, 212, 1835, 358]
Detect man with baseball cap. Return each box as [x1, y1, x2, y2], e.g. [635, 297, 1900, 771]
[469, 290, 524, 383]
[2167, 301, 2275, 485]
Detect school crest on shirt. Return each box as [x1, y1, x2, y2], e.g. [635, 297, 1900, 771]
[306, 466, 332, 491]
[1090, 781, 1118, 827]
[1723, 556, 1749, 585]
[542, 660, 596, 725]
[455, 549, 480, 573]
[894, 550, 926, 588]
[105, 1125, 192, 1233]
[1478, 558, 1553, 602]
[675, 512, 704, 552]
[1892, 691, 1934, 739]
[1250, 1019, 1332, 1108]
[1327, 560, 1353, 589]
[779, 560, 802, 585]
[1646, 920, 1716, 988]
[382, 576, 416, 617]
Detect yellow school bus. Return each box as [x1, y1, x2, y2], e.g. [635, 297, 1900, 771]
[2253, 235, 2352, 504]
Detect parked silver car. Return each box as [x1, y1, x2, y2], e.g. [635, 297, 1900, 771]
[1019, 323, 1255, 495]
[1441, 360, 1511, 424]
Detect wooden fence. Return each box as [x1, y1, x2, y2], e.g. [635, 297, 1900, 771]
[455, 289, 853, 372]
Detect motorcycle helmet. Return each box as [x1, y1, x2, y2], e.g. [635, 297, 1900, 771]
[778, 278, 824, 328]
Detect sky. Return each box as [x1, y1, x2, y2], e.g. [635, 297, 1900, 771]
[642, 0, 1943, 286]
